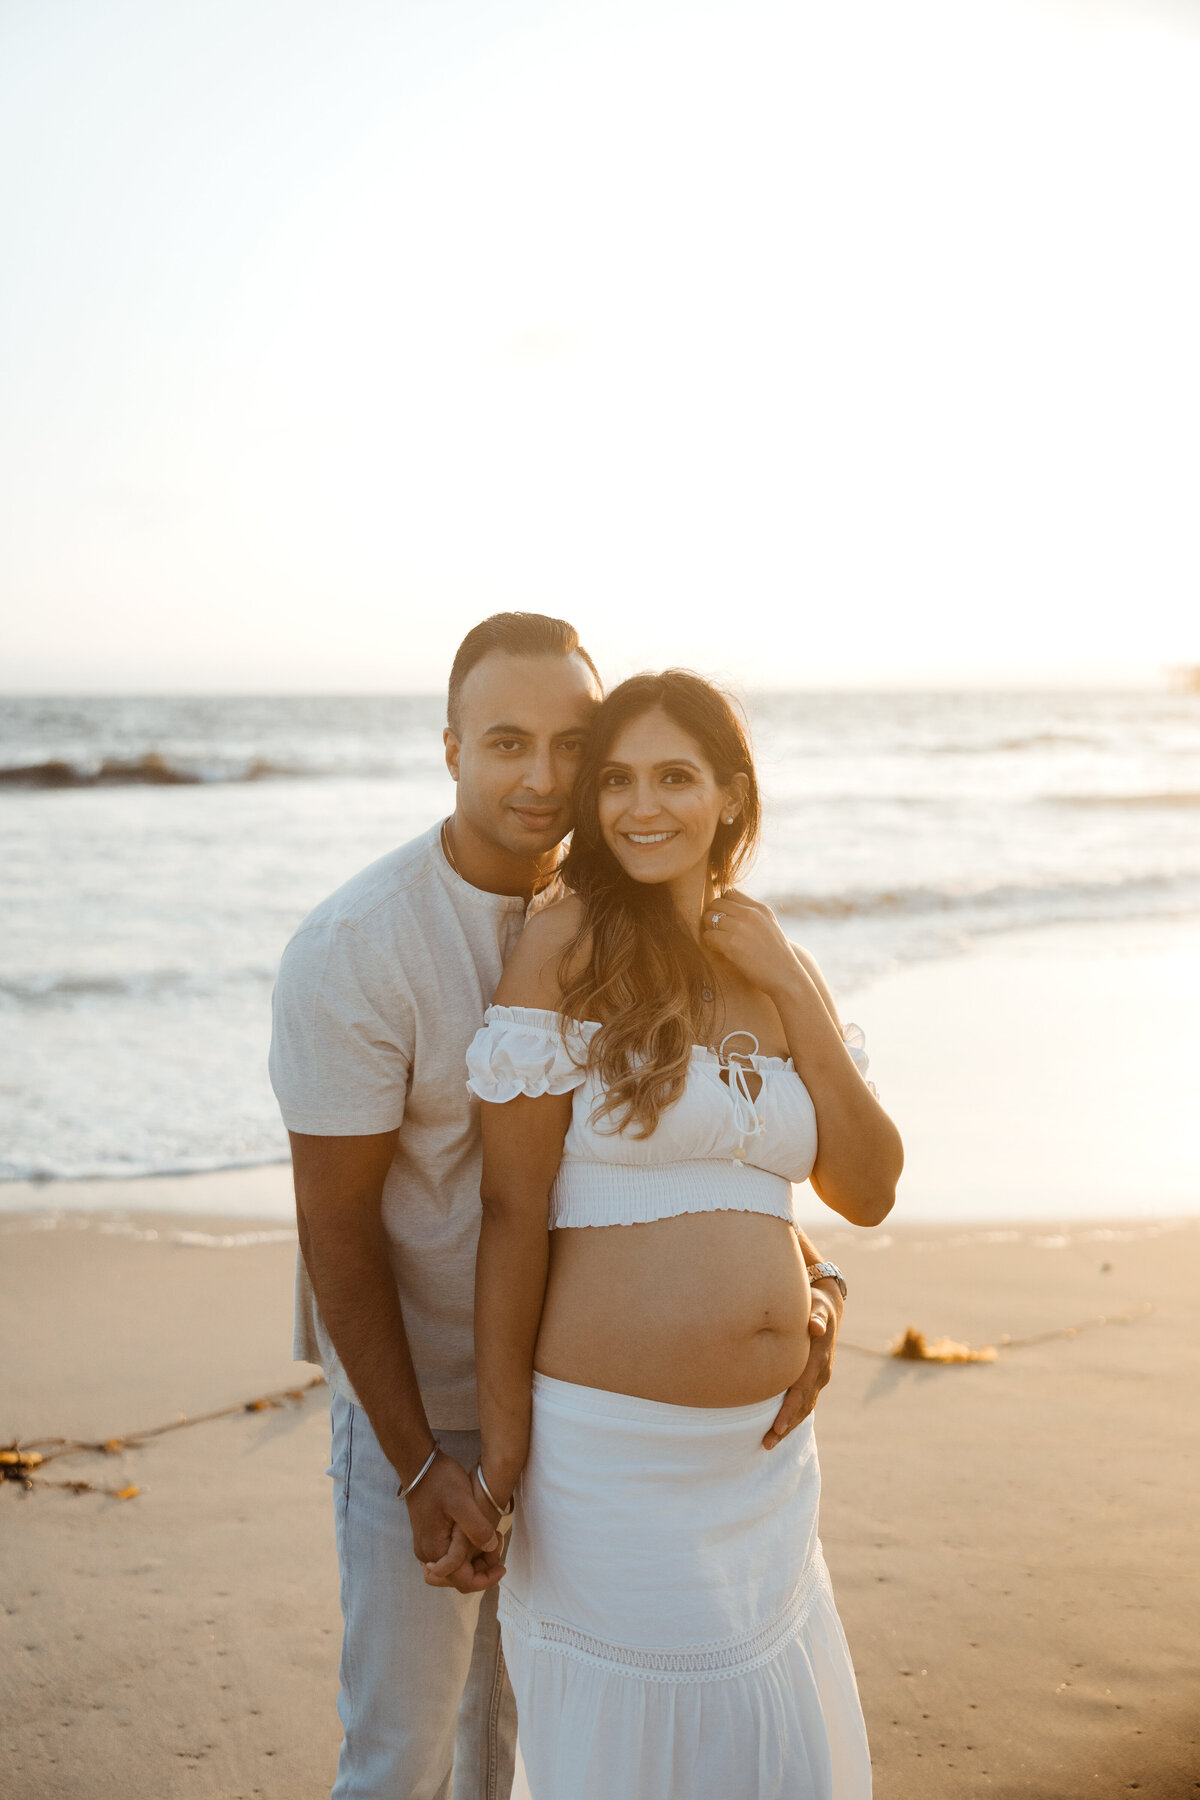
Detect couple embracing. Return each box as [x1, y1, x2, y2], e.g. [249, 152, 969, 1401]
[269, 612, 903, 1800]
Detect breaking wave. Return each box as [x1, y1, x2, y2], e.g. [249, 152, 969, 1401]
[0, 752, 303, 788]
[768, 871, 1200, 925]
[0, 966, 275, 1008]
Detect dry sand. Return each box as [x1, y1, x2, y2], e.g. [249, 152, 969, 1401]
[3, 1200, 1197, 1799]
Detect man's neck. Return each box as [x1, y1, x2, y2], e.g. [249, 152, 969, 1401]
[442, 810, 562, 903]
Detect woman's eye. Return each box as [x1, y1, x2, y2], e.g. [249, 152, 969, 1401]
[601, 772, 628, 787]
[662, 770, 690, 785]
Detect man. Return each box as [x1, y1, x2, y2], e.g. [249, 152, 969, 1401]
[269, 612, 850, 1800]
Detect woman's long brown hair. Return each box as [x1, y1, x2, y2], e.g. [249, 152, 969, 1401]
[557, 670, 761, 1137]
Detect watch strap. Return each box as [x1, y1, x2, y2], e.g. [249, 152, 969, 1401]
[806, 1261, 848, 1299]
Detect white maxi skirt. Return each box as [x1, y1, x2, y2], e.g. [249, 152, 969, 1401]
[500, 1373, 872, 1800]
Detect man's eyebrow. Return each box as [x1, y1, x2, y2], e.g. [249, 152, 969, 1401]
[482, 722, 593, 737]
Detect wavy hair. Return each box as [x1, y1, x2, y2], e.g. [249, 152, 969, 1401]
[557, 671, 761, 1137]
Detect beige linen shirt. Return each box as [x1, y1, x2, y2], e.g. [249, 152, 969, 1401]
[268, 820, 527, 1429]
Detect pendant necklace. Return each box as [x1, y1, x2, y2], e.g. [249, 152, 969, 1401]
[700, 893, 719, 1003]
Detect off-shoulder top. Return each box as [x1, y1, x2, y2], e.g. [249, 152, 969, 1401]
[465, 1004, 874, 1231]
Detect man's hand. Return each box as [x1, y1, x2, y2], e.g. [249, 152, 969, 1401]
[763, 1280, 845, 1449]
[407, 1454, 505, 1594]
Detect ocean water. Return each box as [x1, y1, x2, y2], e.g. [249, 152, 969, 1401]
[2, 690, 1199, 1183]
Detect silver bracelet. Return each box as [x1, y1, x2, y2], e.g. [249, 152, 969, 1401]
[475, 1461, 514, 1518]
[397, 1444, 439, 1501]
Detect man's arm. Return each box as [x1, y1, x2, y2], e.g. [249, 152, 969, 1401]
[290, 1129, 426, 1476]
[290, 1130, 503, 1594]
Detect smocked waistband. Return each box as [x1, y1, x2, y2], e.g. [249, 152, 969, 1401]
[550, 1156, 796, 1229]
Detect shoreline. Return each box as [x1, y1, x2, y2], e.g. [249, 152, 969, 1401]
[3, 1201, 1196, 1248]
[6, 910, 1198, 1226]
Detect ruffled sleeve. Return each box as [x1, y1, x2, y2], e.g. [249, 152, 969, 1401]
[465, 1005, 592, 1104]
[842, 1022, 879, 1097]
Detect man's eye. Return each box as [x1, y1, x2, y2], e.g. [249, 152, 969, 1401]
[494, 740, 522, 753]
[559, 739, 585, 755]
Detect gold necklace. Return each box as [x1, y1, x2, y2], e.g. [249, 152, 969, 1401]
[441, 818, 461, 876]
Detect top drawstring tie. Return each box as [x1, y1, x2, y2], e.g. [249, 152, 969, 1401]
[717, 1031, 765, 1160]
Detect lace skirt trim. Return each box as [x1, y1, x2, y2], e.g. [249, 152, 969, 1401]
[499, 1551, 827, 1686]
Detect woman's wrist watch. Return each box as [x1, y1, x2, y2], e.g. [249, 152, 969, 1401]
[806, 1261, 847, 1299]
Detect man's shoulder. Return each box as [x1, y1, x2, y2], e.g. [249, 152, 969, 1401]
[270, 834, 439, 1119]
[286, 822, 444, 952]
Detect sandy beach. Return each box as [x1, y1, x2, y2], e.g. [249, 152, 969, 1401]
[3, 1194, 1197, 1799]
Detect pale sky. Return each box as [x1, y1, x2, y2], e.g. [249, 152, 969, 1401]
[2, 0, 1198, 693]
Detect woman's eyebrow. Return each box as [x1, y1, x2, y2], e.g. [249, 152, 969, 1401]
[599, 758, 703, 773]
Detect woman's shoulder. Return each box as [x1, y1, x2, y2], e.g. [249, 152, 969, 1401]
[523, 888, 587, 939]
[786, 938, 842, 1032]
[494, 895, 591, 1010]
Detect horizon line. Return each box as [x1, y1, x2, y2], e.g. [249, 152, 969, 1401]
[1, 676, 1194, 701]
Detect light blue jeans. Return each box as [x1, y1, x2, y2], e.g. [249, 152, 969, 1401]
[328, 1395, 517, 1800]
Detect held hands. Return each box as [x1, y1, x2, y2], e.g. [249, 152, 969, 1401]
[763, 1280, 844, 1449]
[407, 1452, 506, 1593]
[700, 892, 802, 1001]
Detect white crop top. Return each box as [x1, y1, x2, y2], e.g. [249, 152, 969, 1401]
[465, 1005, 874, 1231]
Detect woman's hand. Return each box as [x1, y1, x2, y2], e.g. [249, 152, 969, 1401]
[700, 891, 803, 1002]
[419, 1464, 512, 1590]
[413, 1455, 507, 1591]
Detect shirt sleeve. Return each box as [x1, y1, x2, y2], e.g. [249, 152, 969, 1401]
[465, 1006, 589, 1104]
[269, 922, 414, 1136]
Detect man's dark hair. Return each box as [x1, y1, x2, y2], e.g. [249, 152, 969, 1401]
[446, 612, 602, 734]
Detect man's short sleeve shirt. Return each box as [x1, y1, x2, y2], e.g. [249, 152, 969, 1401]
[269, 820, 527, 1429]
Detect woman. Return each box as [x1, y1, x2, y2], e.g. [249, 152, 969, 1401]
[462, 672, 902, 1798]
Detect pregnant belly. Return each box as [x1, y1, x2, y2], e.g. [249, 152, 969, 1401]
[534, 1211, 812, 1407]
